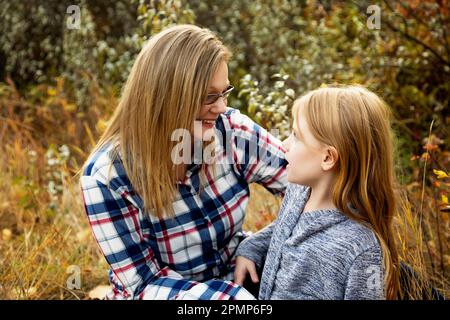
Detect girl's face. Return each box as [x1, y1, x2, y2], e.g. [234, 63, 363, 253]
[282, 105, 329, 186]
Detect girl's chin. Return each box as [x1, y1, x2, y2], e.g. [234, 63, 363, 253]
[286, 173, 301, 184]
[286, 172, 293, 182]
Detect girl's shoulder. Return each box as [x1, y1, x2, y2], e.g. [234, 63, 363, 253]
[280, 184, 382, 258]
[335, 217, 382, 255]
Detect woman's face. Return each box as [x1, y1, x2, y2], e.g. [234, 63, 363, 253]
[195, 61, 230, 140]
[282, 105, 327, 186]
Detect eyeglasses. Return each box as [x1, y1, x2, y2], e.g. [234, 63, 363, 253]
[204, 85, 234, 105]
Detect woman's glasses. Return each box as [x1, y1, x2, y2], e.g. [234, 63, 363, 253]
[204, 85, 234, 105]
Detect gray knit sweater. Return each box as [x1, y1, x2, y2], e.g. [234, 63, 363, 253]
[236, 183, 386, 300]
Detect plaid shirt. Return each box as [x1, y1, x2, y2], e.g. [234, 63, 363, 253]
[80, 107, 288, 300]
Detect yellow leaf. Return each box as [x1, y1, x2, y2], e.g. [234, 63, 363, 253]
[26, 286, 37, 298]
[2, 228, 12, 241]
[96, 119, 109, 133]
[442, 195, 449, 205]
[433, 169, 449, 179]
[47, 88, 56, 96]
[0, 201, 9, 210]
[421, 152, 430, 161]
[76, 229, 91, 243]
[444, 255, 450, 268]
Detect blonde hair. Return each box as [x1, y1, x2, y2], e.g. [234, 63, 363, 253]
[292, 84, 401, 299]
[84, 24, 231, 218]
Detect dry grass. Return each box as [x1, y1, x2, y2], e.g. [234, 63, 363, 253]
[0, 79, 448, 299]
[0, 129, 109, 299]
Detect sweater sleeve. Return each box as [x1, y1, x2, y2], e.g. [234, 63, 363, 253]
[344, 245, 386, 300]
[234, 221, 275, 269]
[233, 183, 306, 269]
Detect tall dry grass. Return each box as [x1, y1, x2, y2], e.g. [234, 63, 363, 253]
[0, 78, 112, 299]
[0, 79, 448, 299]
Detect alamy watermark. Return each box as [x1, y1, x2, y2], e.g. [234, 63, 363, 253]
[170, 121, 283, 168]
[66, 265, 81, 290]
[66, 5, 81, 30]
[367, 5, 381, 30]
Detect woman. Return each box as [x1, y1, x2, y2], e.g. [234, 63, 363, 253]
[80, 24, 287, 300]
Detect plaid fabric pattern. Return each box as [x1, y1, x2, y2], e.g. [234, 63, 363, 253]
[80, 108, 288, 300]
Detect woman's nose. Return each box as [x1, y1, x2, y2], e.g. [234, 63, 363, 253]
[210, 97, 227, 114]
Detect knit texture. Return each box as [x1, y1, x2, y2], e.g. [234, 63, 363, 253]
[236, 183, 386, 300]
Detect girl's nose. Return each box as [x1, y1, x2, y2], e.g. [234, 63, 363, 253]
[282, 136, 290, 151]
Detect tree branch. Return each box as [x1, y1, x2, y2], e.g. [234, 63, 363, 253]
[382, 0, 450, 67]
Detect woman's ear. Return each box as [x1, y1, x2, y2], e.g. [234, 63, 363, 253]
[321, 146, 339, 171]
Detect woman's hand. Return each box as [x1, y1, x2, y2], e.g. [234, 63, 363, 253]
[234, 256, 259, 286]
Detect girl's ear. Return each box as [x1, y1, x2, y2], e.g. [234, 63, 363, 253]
[321, 146, 339, 171]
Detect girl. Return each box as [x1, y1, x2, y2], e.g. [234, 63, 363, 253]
[234, 85, 401, 300]
[80, 25, 288, 300]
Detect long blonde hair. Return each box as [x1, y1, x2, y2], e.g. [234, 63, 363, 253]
[292, 85, 401, 299]
[84, 24, 231, 218]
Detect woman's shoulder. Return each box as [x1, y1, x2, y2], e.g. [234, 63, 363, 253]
[220, 107, 249, 123]
[81, 141, 128, 189]
[218, 107, 259, 134]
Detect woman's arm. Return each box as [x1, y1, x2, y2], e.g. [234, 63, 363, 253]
[225, 109, 288, 196]
[81, 175, 255, 300]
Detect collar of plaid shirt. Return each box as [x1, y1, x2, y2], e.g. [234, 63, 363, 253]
[80, 107, 288, 300]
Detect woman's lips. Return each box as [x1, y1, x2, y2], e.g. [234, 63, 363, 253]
[200, 119, 216, 128]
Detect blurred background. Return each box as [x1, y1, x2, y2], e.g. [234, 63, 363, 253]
[0, 0, 448, 299]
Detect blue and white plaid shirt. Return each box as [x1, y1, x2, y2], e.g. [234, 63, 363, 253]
[80, 108, 288, 300]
